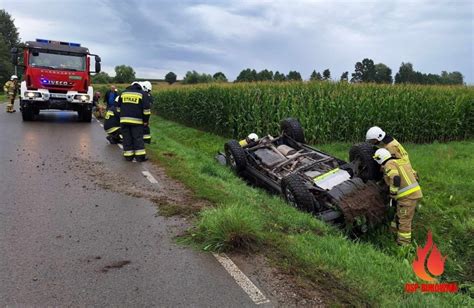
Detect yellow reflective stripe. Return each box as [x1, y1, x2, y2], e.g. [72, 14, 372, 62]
[120, 117, 143, 124]
[116, 108, 121, 112]
[396, 185, 421, 199]
[123, 150, 134, 157]
[386, 169, 398, 177]
[143, 109, 151, 115]
[106, 111, 114, 117]
[398, 231, 411, 238]
[106, 126, 120, 134]
[390, 186, 398, 194]
[399, 165, 412, 185]
[314, 168, 340, 181]
[143, 134, 151, 139]
[134, 149, 146, 155]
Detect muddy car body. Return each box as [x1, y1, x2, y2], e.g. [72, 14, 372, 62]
[220, 118, 388, 231]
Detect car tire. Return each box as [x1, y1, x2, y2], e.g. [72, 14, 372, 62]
[224, 139, 247, 172]
[281, 174, 315, 213]
[349, 142, 382, 181]
[280, 118, 305, 143]
[21, 107, 34, 121]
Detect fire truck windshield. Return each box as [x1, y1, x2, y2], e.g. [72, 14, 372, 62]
[29, 50, 86, 71]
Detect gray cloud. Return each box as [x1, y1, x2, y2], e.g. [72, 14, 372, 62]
[2, 0, 472, 82]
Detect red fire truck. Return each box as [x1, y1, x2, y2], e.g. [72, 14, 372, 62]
[11, 39, 101, 122]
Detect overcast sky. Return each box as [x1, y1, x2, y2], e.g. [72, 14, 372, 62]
[1, 0, 473, 83]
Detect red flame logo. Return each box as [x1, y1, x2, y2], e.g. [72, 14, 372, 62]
[412, 231, 447, 282]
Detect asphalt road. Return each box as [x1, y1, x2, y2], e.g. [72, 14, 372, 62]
[0, 104, 263, 307]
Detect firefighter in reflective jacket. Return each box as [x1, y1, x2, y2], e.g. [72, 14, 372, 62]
[366, 126, 410, 163]
[140, 81, 153, 144]
[116, 82, 151, 162]
[374, 148, 422, 245]
[3, 75, 19, 113]
[103, 106, 121, 144]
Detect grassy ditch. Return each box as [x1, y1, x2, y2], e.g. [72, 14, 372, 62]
[147, 117, 473, 306]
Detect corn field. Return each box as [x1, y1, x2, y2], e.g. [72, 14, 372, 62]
[150, 82, 472, 143]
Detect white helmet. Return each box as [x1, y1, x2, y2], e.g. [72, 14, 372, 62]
[366, 126, 386, 142]
[141, 81, 152, 93]
[373, 148, 392, 165]
[11, 75, 18, 80]
[247, 133, 259, 142]
[131, 81, 143, 90]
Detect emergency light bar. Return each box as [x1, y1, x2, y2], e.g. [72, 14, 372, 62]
[36, 39, 81, 47]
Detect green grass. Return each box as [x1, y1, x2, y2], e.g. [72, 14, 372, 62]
[0, 93, 6, 102]
[147, 117, 473, 306]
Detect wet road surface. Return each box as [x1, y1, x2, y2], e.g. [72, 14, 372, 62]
[0, 105, 263, 306]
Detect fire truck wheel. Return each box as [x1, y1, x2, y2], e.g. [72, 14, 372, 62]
[21, 107, 34, 121]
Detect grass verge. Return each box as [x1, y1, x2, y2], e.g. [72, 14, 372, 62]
[147, 116, 473, 306]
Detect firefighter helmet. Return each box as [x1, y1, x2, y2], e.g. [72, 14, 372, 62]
[141, 81, 152, 93]
[373, 148, 392, 165]
[131, 81, 143, 90]
[366, 126, 386, 142]
[247, 133, 259, 142]
[11, 75, 18, 80]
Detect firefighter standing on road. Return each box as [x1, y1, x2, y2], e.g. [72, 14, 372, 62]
[116, 82, 151, 162]
[366, 126, 411, 163]
[3, 75, 19, 113]
[373, 148, 422, 246]
[140, 81, 153, 144]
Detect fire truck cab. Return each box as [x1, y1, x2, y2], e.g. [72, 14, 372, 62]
[11, 39, 101, 122]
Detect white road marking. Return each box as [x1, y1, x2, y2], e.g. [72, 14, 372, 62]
[142, 171, 159, 184]
[99, 123, 104, 127]
[117, 144, 123, 150]
[213, 253, 270, 305]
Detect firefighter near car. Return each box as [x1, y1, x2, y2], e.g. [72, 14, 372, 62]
[10, 39, 101, 122]
[219, 118, 389, 233]
[3, 75, 19, 113]
[366, 126, 411, 163]
[116, 82, 151, 162]
[373, 148, 422, 245]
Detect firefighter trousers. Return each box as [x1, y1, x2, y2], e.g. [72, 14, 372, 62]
[121, 124, 146, 160]
[6, 95, 16, 112]
[395, 197, 419, 245]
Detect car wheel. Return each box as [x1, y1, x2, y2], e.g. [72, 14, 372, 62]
[349, 142, 382, 181]
[280, 118, 305, 143]
[224, 140, 247, 172]
[281, 174, 315, 213]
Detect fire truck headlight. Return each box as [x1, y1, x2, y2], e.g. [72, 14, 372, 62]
[80, 95, 88, 101]
[74, 94, 90, 102]
[25, 91, 40, 99]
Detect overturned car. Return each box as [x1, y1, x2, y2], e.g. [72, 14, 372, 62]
[217, 118, 389, 232]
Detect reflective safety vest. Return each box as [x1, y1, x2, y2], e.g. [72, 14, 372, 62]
[104, 107, 120, 134]
[3, 80, 17, 96]
[382, 138, 410, 163]
[116, 84, 151, 125]
[383, 159, 422, 200]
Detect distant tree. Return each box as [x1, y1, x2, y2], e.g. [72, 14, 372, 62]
[374, 63, 393, 84]
[310, 70, 322, 81]
[273, 71, 286, 81]
[340, 71, 349, 82]
[165, 71, 177, 84]
[213, 72, 227, 82]
[351, 58, 376, 83]
[440, 71, 463, 85]
[182, 70, 213, 84]
[236, 68, 258, 82]
[394, 62, 416, 84]
[0, 10, 20, 86]
[322, 69, 331, 80]
[257, 69, 273, 81]
[92, 72, 111, 84]
[0, 10, 20, 50]
[287, 71, 302, 81]
[114, 65, 136, 83]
